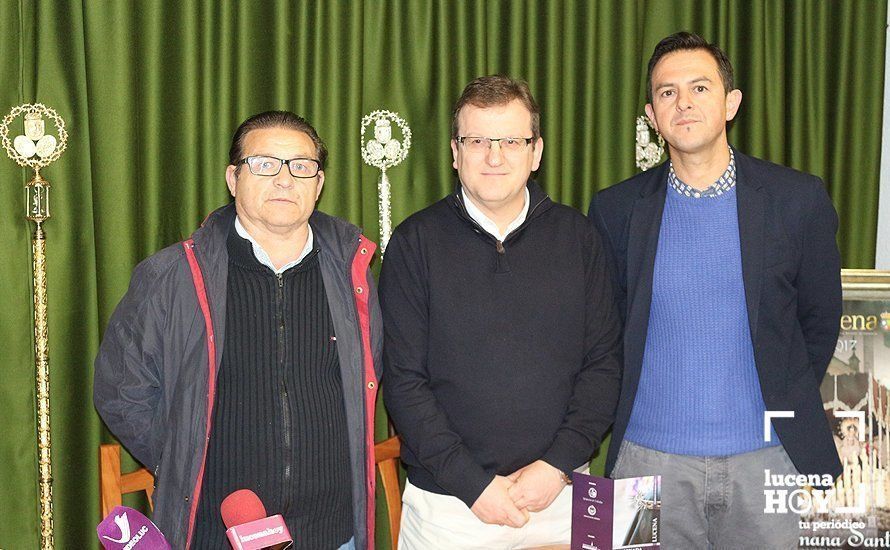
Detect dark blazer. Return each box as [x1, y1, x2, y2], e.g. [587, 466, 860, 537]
[588, 149, 842, 480]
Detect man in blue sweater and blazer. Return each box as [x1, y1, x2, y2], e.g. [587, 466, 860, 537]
[589, 32, 842, 548]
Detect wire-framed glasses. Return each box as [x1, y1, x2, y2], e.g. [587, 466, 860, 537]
[455, 136, 535, 153]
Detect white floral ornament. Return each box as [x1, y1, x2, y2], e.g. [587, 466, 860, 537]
[635, 115, 664, 171]
[361, 110, 412, 254]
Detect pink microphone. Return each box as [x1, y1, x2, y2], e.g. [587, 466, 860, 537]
[221, 489, 293, 550]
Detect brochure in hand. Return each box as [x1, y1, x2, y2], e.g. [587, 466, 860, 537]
[571, 471, 661, 550]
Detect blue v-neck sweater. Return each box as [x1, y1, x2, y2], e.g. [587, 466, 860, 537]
[624, 185, 775, 456]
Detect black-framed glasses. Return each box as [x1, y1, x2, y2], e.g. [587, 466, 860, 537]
[237, 156, 321, 178]
[455, 136, 535, 153]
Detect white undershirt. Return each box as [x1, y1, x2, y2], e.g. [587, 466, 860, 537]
[461, 187, 530, 242]
[234, 216, 314, 275]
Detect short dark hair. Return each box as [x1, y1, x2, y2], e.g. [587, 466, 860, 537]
[451, 75, 541, 139]
[646, 32, 735, 103]
[229, 110, 328, 170]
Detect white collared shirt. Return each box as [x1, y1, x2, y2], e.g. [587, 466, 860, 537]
[461, 187, 530, 242]
[234, 216, 314, 275]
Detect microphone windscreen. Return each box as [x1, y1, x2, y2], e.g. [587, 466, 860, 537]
[97, 506, 171, 549]
[221, 489, 268, 529]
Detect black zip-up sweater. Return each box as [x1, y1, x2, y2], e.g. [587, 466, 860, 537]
[193, 228, 353, 549]
[380, 181, 623, 507]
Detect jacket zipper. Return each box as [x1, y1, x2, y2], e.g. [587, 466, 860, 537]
[277, 273, 292, 497]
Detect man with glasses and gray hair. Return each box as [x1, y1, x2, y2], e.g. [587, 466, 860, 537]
[380, 76, 622, 548]
[94, 111, 382, 549]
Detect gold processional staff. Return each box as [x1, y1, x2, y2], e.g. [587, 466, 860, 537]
[0, 103, 68, 549]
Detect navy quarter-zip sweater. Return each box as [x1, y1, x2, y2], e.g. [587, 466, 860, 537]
[380, 181, 623, 507]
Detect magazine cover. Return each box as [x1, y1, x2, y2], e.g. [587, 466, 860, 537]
[571, 472, 661, 550]
[799, 289, 890, 548]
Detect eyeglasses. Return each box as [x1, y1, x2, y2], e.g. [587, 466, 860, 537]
[237, 156, 321, 178]
[455, 136, 535, 154]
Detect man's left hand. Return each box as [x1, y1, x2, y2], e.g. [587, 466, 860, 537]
[506, 460, 567, 513]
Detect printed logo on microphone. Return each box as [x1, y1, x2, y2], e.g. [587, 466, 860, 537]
[239, 526, 285, 542]
[102, 512, 132, 543]
[101, 511, 149, 550]
[97, 506, 169, 550]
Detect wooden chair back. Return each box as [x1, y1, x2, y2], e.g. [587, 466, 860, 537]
[99, 444, 154, 518]
[375, 436, 402, 548]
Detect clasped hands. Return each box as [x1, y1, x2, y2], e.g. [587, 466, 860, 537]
[469, 460, 566, 528]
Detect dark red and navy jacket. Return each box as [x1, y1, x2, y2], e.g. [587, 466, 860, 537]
[94, 203, 383, 549]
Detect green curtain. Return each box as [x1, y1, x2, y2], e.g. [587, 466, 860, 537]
[0, 0, 884, 547]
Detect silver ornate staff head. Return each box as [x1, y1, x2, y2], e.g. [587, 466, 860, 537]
[361, 110, 412, 254]
[361, 110, 411, 172]
[634, 115, 664, 172]
[0, 104, 68, 224]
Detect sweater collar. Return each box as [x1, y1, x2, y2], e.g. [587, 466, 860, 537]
[461, 187, 531, 241]
[639, 146, 755, 198]
[234, 216, 315, 274]
[226, 219, 318, 274]
[668, 147, 736, 198]
[450, 179, 553, 239]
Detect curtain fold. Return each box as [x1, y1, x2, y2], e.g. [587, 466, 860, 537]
[0, 1, 884, 547]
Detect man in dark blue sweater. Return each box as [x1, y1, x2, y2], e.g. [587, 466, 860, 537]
[589, 33, 842, 548]
[380, 76, 622, 548]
